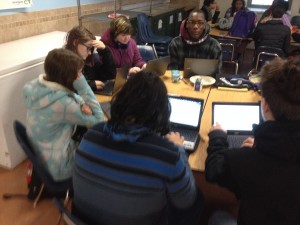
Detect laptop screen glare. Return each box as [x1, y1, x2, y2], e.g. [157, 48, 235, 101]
[169, 98, 202, 127]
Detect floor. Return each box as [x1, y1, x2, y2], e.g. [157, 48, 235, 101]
[0, 161, 238, 225]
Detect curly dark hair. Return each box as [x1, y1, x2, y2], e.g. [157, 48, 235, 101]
[109, 71, 171, 134]
[260, 57, 300, 121]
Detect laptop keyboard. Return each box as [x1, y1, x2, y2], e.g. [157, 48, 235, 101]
[171, 128, 198, 142]
[95, 80, 114, 95]
[227, 135, 250, 148]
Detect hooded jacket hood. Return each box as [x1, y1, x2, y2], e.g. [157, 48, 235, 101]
[23, 74, 73, 110]
[254, 121, 300, 164]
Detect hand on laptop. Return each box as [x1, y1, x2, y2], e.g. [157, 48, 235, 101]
[95, 80, 105, 90]
[209, 122, 227, 133]
[241, 137, 254, 148]
[165, 131, 185, 146]
[129, 67, 141, 76]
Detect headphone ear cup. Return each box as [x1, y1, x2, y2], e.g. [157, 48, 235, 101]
[115, 41, 129, 49]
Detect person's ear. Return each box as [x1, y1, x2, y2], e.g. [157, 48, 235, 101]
[261, 97, 274, 121]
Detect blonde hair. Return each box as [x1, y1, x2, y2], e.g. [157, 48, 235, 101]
[110, 16, 133, 38]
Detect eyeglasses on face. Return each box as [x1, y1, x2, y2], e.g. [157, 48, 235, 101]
[81, 43, 93, 52]
[187, 20, 205, 26]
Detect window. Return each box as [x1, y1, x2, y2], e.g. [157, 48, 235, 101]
[247, 0, 292, 9]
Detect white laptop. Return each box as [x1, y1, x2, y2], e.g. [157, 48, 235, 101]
[183, 58, 219, 78]
[168, 95, 204, 151]
[212, 102, 261, 148]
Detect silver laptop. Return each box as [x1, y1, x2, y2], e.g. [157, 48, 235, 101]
[168, 95, 204, 151]
[144, 56, 170, 76]
[94, 66, 129, 96]
[183, 58, 219, 78]
[212, 102, 261, 148]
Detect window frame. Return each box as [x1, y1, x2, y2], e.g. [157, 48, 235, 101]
[247, 0, 292, 10]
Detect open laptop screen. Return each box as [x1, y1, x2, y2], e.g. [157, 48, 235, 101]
[212, 102, 261, 133]
[169, 96, 203, 128]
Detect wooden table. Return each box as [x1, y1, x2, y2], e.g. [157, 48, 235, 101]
[96, 71, 261, 171]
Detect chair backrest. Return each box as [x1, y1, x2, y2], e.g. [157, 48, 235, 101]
[137, 45, 157, 61]
[13, 120, 72, 195]
[137, 13, 155, 43]
[218, 38, 238, 62]
[254, 46, 284, 71]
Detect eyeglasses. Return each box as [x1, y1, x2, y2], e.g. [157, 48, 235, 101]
[81, 43, 93, 52]
[187, 20, 205, 26]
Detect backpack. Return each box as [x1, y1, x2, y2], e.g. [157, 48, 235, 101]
[218, 17, 234, 30]
[229, 10, 256, 38]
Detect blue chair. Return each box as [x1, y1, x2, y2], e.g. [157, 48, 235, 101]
[137, 44, 157, 61]
[218, 38, 239, 74]
[136, 13, 172, 57]
[3, 120, 72, 208]
[254, 46, 284, 71]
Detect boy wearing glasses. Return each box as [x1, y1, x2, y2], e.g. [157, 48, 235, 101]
[168, 9, 222, 72]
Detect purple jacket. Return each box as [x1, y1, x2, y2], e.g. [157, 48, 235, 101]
[101, 28, 145, 68]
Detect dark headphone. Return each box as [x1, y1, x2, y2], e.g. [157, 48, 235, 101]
[115, 41, 129, 49]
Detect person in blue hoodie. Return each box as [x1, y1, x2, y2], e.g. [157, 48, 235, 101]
[23, 48, 104, 181]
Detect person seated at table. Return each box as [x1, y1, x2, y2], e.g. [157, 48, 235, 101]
[65, 26, 116, 91]
[205, 57, 300, 225]
[72, 70, 204, 225]
[168, 9, 222, 72]
[251, 4, 291, 56]
[201, 0, 220, 24]
[224, 0, 248, 19]
[258, 0, 292, 30]
[23, 48, 104, 181]
[101, 15, 146, 76]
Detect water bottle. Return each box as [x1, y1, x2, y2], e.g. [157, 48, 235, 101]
[194, 78, 202, 91]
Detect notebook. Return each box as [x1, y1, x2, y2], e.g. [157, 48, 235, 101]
[94, 66, 129, 96]
[212, 102, 261, 148]
[168, 95, 204, 151]
[183, 58, 219, 78]
[144, 56, 170, 76]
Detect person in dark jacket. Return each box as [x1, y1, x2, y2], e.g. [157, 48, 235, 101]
[65, 26, 116, 91]
[252, 4, 291, 55]
[72, 71, 204, 225]
[168, 9, 222, 73]
[101, 16, 146, 76]
[201, 0, 220, 24]
[205, 57, 300, 225]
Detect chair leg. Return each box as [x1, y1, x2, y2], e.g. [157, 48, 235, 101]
[235, 62, 239, 75]
[56, 190, 70, 225]
[33, 183, 45, 208]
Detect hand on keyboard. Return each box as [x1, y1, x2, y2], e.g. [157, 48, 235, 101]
[165, 131, 185, 146]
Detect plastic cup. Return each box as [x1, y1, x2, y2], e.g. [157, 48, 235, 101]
[171, 70, 180, 83]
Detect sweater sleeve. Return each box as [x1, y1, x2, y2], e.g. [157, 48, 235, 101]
[168, 38, 181, 70]
[96, 47, 116, 80]
[62, 75, 104, 127]
[166, 146, 198, 209]
[205, 129, 240, 194]
[131, 40, 145, 68]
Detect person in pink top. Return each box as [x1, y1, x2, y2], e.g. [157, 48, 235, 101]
[101, 16, 146, 76]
